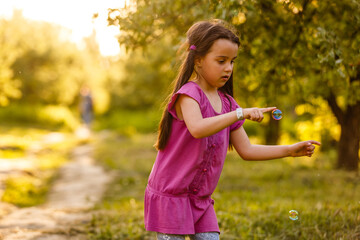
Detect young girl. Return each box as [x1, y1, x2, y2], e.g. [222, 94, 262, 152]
[144, 20, 320, 240]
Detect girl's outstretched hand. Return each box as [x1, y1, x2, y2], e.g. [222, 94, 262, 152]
[289, 140, 321, 157]
[243, 107, 277, 122]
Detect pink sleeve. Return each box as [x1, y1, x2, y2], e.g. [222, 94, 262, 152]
[168, 82, 202, 120]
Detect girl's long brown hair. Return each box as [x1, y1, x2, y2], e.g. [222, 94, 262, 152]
[155, 20, 240, 150]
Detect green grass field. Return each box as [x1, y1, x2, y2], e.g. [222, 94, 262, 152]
[87, 132, 360, 240]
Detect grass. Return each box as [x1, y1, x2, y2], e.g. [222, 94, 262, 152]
[0, 146, 25, 158]
[93, 108, 161, 136]
[2, 173, 54, 207]
[0, 103, 80, 131]
[0, 125, 81, 207]
[88, 132, 360, 240]
[214, 155, 360, 239]
[88, 132, 155, 240]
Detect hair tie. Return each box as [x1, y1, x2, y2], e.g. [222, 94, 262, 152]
[189, 45, 197, 51]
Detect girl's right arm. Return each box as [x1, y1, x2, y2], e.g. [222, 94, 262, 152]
[176, 95, 274, 138]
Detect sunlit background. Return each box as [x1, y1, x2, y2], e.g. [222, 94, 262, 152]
[0, 0, 124, 56]
[0, 1, 359, 239]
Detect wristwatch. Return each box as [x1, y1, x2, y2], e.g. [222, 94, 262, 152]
[236, 108, 244, 120]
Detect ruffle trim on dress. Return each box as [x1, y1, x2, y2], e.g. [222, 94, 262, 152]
[144, 186, 214, 235]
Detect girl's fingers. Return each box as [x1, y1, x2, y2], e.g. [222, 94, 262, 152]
[306, 145, 315, 151]
[291, 141, 321, 157]
[244, 107, 283, 122]
[253, 110, 263, 122]
[304, 141, 320, 157]
[308, 140, 321, 146]
[260, 107, 277, 113]
[255, 110, 261, 121]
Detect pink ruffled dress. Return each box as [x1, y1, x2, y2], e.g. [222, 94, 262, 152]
[144, 81, 244, 235]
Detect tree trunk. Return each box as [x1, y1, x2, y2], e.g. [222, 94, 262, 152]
[337, 104, 360, 170]
[265, 117, 280, 145]
[327, 93, 360, 171]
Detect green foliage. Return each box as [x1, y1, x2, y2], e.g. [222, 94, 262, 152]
[108, 0, 360, 170]
[93, 108, 161, 136]
[0, 146, 25, 158]
[0, 12, 22, 106]
[113, 40, 177, 109]
[2, 11, 81, 105]
[87, 133, 360, 239]
[0, 11, 112, 114]
[2, 174, 52, 207]
[0, 103, 80, 131]
[109, 0, 213, 50]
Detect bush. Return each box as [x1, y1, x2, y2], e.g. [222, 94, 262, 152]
[93, 108, 161, 136]
[0, 103, 80, 130]
[2, 174, 53, 207]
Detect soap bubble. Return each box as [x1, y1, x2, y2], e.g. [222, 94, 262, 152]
[289, 210, 299, 220]
[272, 109, 283, 120]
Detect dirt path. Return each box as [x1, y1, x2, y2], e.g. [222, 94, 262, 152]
[0, 133, 113, 240]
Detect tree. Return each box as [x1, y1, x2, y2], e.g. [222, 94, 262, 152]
[231, 0, 360, 170]
[107, 39, 176, 109]
[108, 0, 360, 170]
[300, 1, 360, 170]
[1, 10, 111, 115]
[0, 11, 23, 106]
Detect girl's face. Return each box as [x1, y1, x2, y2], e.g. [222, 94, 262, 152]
[195, 38, 238, 89]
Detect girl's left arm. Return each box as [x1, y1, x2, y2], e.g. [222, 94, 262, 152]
[230, 126, 321, 161]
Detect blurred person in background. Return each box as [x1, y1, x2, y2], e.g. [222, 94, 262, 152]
[79, 85, 94, 128]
